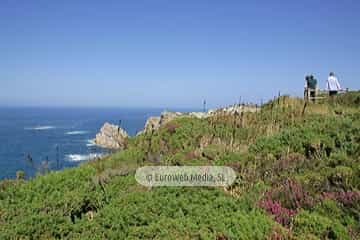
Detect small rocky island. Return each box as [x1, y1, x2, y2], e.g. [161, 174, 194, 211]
[94, 122, 128, 149]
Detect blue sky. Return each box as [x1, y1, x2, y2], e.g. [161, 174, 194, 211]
[1, 0, 359, 108]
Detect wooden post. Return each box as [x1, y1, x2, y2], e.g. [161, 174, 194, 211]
[307, 88, 310, 102]
[278, 91, 281, 104]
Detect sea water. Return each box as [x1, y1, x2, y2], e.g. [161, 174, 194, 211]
[0, 107, 171, 179]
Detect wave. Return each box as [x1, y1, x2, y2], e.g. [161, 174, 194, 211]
[86, 139, 96, 147]
[65, 153, 103, 162]
[24, 125, 56, 130]
[65, 130, 89, 135]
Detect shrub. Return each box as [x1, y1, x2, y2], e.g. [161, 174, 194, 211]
[293, 210, 350, 239]
[164, 122, 179, 134]
[1, 93, 360, 239]
[313, 199, 342, 220]
[269, 179, 315, 210]
[258, 198, 296, 227]
[326, 166, 354, 190]
[321, 191, 360, 207]
[16, 170, 25, 180]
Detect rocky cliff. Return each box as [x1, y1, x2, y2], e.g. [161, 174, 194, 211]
[95, 104, 259, 148]
[138, 104, 259, 135]
[137, 111, 182, 135]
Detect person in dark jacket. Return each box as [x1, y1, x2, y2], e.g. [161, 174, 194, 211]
[304, 75, 317, 102]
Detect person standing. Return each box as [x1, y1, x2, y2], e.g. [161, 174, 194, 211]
[304, 75, 317, 102]
[326, 72, 341, 96]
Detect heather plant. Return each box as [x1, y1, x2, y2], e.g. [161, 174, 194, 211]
[258, 179, 315, 227]
[258, 197, 296, 227]
[321, 191, 360, 207]
[273, 179, 315, 210]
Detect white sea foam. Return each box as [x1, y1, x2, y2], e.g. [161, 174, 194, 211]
[86, 139, 96, 147]
[24, 126, 56, 130]
[65, 130, 89, 135]
[65, 153, 103, 162]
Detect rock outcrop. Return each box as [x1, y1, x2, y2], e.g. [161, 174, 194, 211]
[94, 105, 260, 143]
[94, 122, 128, 149]
[137, 105, 259, 135]
[189, 111, 208, 119]
[142, 116, 161, 134]
[94, 104, 259, 148]
[137, 111, 183, 135]
[159, 111, 183, 124]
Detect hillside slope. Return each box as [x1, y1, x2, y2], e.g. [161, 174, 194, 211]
[1, 92, 360, 239]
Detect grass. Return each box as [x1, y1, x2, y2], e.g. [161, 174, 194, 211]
[0, 91, 359, 239]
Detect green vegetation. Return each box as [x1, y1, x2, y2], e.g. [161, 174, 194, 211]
[1, 91, 360, 239]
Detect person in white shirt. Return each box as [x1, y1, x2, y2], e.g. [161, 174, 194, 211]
[326, 72, 341, 96]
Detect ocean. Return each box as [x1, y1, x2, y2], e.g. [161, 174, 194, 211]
[0, 107, 172, 180]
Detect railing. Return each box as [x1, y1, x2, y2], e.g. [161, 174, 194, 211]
[304, 88, 349, 102]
